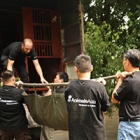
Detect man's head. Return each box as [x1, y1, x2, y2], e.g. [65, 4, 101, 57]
[123, 49, 140, 71]
[22, 39, 33, 54]
[74, 54, 93, 73]
[1, 70, 15, 84]
[54, 72, 69, 83]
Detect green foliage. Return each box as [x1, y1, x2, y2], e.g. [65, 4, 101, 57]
[82, 0, 140, 115]
[85, 22, 123, 76]
[85, 21, 131, 97]
[82, 0, 140, 49]
[84, 21, 140, 114]
[82, 0, 140, 31]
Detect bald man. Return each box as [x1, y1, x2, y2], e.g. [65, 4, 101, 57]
[1, 39, 47, 87]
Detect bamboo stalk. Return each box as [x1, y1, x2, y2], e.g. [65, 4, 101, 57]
[16, 82, 69, 87]
[96, 72, 134, 80]
[15, 72, 134, 87]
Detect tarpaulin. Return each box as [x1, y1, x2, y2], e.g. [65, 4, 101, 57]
[23, 91, 68, 130]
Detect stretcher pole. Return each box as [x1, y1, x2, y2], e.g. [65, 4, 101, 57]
[15, 72, 134, 87]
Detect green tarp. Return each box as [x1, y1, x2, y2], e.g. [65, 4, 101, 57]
[23, 92, 68, 130]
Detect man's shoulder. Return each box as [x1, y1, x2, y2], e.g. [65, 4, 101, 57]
[10, 88, 24, 97]
[2, 42, 22, 54]
[28, 48, 37, 59]
[8, 42, 22, 47]
[5, 86, 23, 92]
[12, 87, 23, 92]
[6, 42, 22, 51]
[0, 86, 23, 97]
[68, 80, 78, 85]
[68, 79, 103, 88]
[125, 72, 140, 82]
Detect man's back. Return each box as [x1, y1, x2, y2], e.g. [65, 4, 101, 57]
[115, 71, 140, 118]
[65, 79, 110, 140]
[111, 49, 140, 140]
[0, 85, 28, 131]
[2, 42, 21, 56]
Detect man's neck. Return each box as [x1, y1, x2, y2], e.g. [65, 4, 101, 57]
[128, 67, 139, 72]
[3, 82, 15, 86]
[78, 72, 91, 80]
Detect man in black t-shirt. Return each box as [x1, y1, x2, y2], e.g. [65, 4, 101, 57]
[112, 49, 140, 140]
[0, 70, 31, 140]
[65, 54, 110, 140]
[1, 39, 47, 85]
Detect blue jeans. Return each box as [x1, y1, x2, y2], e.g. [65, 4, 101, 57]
[118, 121, 140, 140]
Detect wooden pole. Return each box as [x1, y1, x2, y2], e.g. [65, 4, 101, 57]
[15, 72, 134, 87]
[95, 72, 134, 80]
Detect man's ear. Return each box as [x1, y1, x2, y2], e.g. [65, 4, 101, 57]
[74, 66, 78, 73]
[12, 76, 15, 82]
[90, 65, 93, 72]
[127, 59, 132, 67]
[61, 79, 64, 83]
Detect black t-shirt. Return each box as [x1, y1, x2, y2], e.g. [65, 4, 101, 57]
[114, 71, 140, 118]
[0, 85, 28, 131]
[55, 86, 65, 94]
[65, 80, 110, 140]
[2, 42, 37, 62]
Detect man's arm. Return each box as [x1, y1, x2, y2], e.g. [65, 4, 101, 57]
[111, 83, 119, 104]
[111, 72, 127, 104]
[33, 59, 47, 83]
[7, 59, 14, 71]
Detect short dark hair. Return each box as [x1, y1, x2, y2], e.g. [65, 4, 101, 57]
[57, 72, 68, 82]
[74, 54, 92, 73]
[1, 70, 14, 81]
[124, 49, 140, 68]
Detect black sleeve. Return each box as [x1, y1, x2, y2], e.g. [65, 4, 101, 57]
[65, 85, 69, 102]
[114, 80, 131, 101]
[9, 49, 19, 60]
[29, 49, 38, 60]
[99, 85, 110, 112]
[17, 88, 25, 103]
[8, 42, 22, 60]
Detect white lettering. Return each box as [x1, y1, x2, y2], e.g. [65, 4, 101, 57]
[0, 98, 18, 105]
[67, 95, 96, 108]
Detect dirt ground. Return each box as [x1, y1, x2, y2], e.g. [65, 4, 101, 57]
[104, 110, 119, 140]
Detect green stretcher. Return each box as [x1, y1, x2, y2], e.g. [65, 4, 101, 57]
[23, 91, 68, 130]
